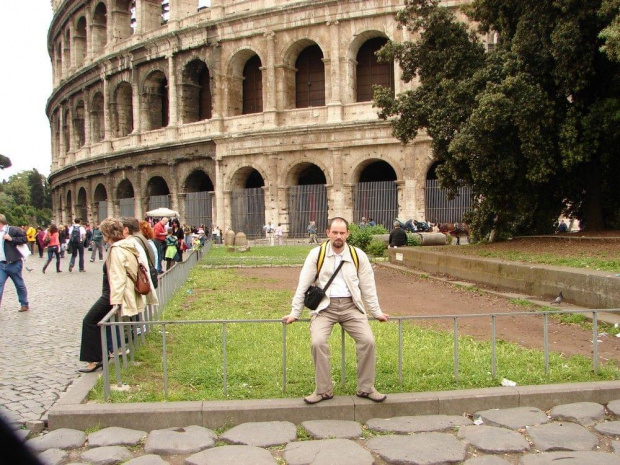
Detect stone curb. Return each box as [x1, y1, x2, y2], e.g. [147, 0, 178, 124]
[48, 378, 620, 432]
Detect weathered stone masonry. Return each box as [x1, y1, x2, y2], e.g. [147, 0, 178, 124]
[47, 0, 471, 236]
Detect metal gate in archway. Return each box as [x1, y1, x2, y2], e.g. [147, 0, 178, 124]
[231, 187, 265, 239]
[148, 195, 170, 212]
[353, 181, 398, 229]
[185, 191, 213, 229]
[119, 198, 134, 217]
[425, 179, 472, 223]
[97, 201, 108, 223]
[288, 184, 328, 238]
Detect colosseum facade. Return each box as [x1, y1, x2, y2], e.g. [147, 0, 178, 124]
[47, 0, 473, 237]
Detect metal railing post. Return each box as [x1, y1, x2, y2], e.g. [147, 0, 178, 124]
[162, 323, 168, 400]
[543, 313, 549, 375]
[341, 326, 346, 389]
[491, 315, 496, 380]
[222, 322, 228, 396]
[453, 317, 459, 382]
[593, 311, 599, 375]
[282, 323, 287, 394]
[398, 318, 403, 386]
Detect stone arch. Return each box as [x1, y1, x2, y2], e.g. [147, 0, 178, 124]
[113, 81, 133, 137]
[74, 16, 87, 67]
[229, 165, 266, 191]
[92, 2, 108, 55]
[66, 190, 73, 219]
[286, 162, 329, 237]
[112, 0, 133, 41]
[55, 41, 63, 81]
[142, 70, 169, 130]
[355, 36, 394, 102]
[281, 39, 327, 109]
[146, 175, 171, 211]
[184, 169, 214, 192]
[63, 29, 71, 74]
[52, 111, 61, 159]
[63, 108, 71, 152]
[73, 100, 86, 148]
[76, 186, 88, 221]
[352, 159, 399, 229]
[90, 91, 105, 143]
[117, 178, 134, 199]
[93, 183, 109, 223]
[226, 48, 263, 117]
[181, 59, 212, 123]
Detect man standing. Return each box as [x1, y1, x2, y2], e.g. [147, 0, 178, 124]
[263, 221, 275, 246]
[0, 214, 29, 312]
[26, 224, 36, 254]
[282, 217, 389, 404]
[152, 217, 168, 273]
[68, 218, 87, 272]
[307, 220, 318, 244]
[389, 221, 408, 248]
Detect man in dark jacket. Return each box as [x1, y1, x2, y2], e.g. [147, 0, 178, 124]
[0, 213, 29, 312]
[389, 221, 408, 248]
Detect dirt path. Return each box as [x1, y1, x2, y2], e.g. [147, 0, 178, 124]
[238, 265, 620, 363]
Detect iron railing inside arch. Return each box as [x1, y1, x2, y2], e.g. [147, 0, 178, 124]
[98, 243, 208, 400]
[98, 305, 620, 401]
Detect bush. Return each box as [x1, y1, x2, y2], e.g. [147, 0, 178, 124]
[348, 224, 389, 252]
[406, 232, 421, 246]
[367, 239, 387, 257]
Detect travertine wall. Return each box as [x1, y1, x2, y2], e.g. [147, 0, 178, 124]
[47, 0, 468, 230]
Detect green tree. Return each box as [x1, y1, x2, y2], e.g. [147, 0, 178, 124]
[0, 170, 52, 227]
[28, 169, 50, 210]
[0, 154, 11, 170]
[376, 0, 620, 239]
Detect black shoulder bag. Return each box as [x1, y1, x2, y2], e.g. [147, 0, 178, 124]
[304, 260, 345, 310]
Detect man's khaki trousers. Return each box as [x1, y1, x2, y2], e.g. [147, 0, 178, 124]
[309, 297, 376, 394]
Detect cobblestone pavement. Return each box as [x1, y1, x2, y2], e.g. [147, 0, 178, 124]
[0, 254, 103, 425]
[19, 402, 620, 464]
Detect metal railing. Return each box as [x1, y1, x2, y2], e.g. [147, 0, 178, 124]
[99, 303, 620, 401]
[98, 244, 207, 400]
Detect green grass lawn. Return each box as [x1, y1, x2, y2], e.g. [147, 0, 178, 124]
[90, 246, 620, 403]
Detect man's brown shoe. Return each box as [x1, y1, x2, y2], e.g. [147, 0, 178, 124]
[303, 391, 334, 404]
[356, 387, 387, 402]
[19, 306, 29, 312]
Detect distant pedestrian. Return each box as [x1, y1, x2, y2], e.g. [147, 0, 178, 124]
[35, 226, 46, 258]
[307, 221, 318, 244]
[89, 223, 104, 262]
[68, 218, 86, 272]
[26, 224, 36, 254]
[0, 214, 29, 313]
[164, 228, 177, 270]
[152, 217, 168, 273]
[275, 223, 284, 246]
[389, 221, 408, 248]
[264, 221, 275, 246]
[42, 224, 62, 274]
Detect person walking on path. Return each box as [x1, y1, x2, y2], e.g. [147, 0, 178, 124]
[89, 223, 104, 262]
[68, 218, 87, 272]
[282, 217, 389, 404]
[35, 226, 46, 258]
[152, 217, 168, 273]
[0, 214, 29, 312]
[26, 224, 36, 254]
[42, 224, 62, 274]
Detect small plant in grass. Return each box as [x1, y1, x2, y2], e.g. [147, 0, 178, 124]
[406, 233, 421, 246]
[347, 224, 388, 252]
[367, 239, 387, 257]
[296, 425, 311, 441]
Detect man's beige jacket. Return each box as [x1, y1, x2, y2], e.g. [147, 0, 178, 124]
[289, 241, 384, 320]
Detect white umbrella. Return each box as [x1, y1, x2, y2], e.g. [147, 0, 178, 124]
[146, 207, 179, 218]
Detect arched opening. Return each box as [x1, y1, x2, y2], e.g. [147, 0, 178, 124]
[296, 45, 325, 108]
[181, 59, 212, 123]
[73, 101, 86, 148]
[90, 92, 105, 143]
[242, 55, 263, 115]
[53, 112, 61, 158]
[114, 82, 133, 137]
[74, 17, 87, 67]
[76, 187, 88, 222]
[143, 71, 169, 131]
[113, 0, 133, 41]
[425, 162, 472, 224]
[288, 163, 328, 237]
[63, 29, 71, 74]
[63, 109, 71, 152]
[356, 37, 394, 102]
[55, 42, 63, 81]
[146, 176, 170, 211]
[92, 2, 108, 55]
[117, 179, 135, 217]
[354, 160, 398, 228]
[66, 190, 73, 220]
[231, 168, 265, 238]
[93, 183, 108, 223]
[184, 170, 215, 229]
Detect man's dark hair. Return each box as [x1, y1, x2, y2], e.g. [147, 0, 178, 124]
[120, 216, 140, 234]
[327, 217, 349, 230]
[74, 218, 81, 224]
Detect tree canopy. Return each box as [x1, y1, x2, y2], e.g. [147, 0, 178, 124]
[0, 169, 51, 227]
[375, 0, 620, 240]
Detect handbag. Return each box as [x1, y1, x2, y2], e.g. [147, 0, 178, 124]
[303, 260, 345, 310]
[127, 254, 151, 295]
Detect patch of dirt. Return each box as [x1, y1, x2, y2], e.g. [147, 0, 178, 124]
[238, 257, 620, 363]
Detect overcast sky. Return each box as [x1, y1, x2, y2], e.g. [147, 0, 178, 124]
[0, 3, 53, 182]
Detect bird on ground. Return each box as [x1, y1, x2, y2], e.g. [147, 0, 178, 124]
[551, 291, 563, 305]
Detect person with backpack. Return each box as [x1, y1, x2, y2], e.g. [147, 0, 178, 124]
[282, 217, 389, 405]
[89, 223, 104, 262]
[68, 218, 86, 272]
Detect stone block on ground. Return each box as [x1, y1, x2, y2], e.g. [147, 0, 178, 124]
[220, 421, 296, 447]
[367, 433, 467, 465]
[186, 445, 278, 465]
[526, 422, 598, 451]
[549, 402, 605, 426]
[81, 445, 133, 465]
[300, 420, 362, 439]
[458, 425, 530, 453]
[474, 407, 549, 430]
[27, 428, 86, 452]
[144, 425, 216, 455]
[87, 426, 147, 447]
[284, 438, 374, 465]
[366, 414, 472, 433]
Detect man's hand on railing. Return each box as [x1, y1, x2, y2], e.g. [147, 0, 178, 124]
[111, 304, 121, 313]
[376, 313, 389, 322]
[282, 315, 297, 324]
